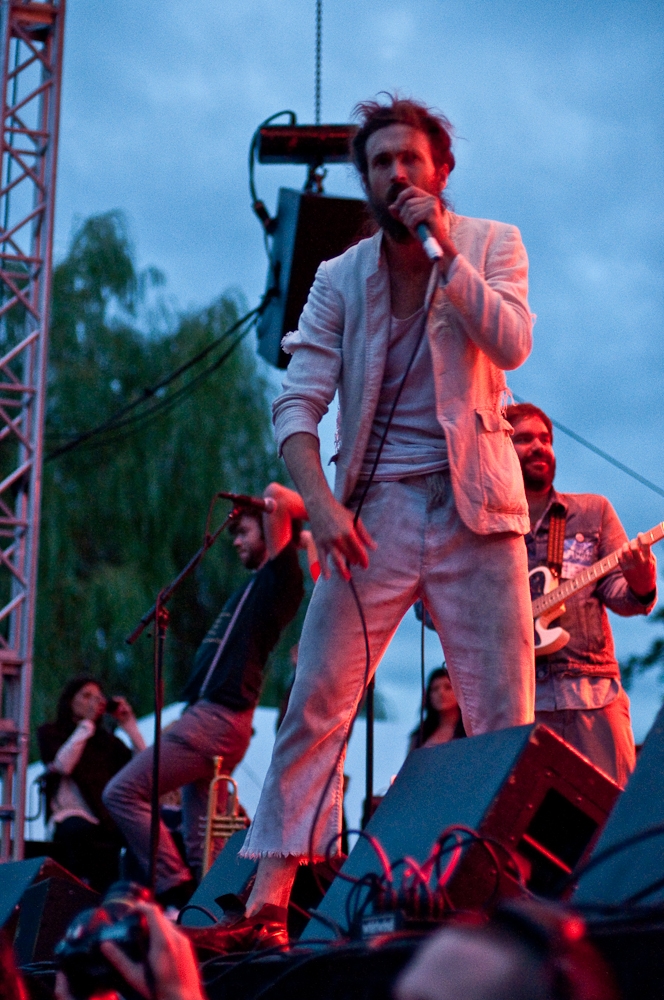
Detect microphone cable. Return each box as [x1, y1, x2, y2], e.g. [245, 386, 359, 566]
[307, 265, 439, 872]
[248, 109, 297, 256]
[419, 610, 426, 748]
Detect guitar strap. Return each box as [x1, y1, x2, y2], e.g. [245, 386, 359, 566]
[546, 502, 567, 578]
[198, 578, 255, 699]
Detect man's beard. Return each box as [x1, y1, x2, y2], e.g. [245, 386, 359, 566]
[367, 181, 413, 243]
[240, 546, 267, 571]
[367, 178, 446, 242]
[522, 454, 556, 493]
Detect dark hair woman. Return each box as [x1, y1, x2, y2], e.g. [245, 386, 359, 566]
[37, 675, 145, 892]
[409, 666, 466, 752]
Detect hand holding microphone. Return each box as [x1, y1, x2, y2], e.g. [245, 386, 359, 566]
[389, 183, 457, 268]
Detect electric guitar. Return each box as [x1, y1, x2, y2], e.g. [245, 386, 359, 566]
[530, 521, 664, 658]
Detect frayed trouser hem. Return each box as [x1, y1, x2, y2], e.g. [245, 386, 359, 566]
[238, 850, 327, 864]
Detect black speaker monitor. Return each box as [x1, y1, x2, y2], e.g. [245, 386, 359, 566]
[0, 856, 99, 964]
[179, 829, 255, 926]
[302, 724, 619, 940]
[257, 188, 368, 368]
[573, 702, 664, 909]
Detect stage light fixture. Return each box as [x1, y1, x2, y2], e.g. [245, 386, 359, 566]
[257, 124, 357, 166]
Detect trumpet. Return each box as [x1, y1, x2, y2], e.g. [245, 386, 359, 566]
[200, 756, 250, 876]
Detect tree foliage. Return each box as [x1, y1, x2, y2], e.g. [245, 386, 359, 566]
[31, 212, 304, 744]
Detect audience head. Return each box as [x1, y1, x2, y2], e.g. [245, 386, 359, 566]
[411, 666, 465, 747]
[56, 675, 106, 730]
[395, 901, 618, 1000]
[425, 667, 457, 717]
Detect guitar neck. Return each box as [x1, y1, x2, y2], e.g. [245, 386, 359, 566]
[532, 521, 664, 618]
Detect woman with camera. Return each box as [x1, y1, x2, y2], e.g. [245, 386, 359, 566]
[38, 675, 146, 891]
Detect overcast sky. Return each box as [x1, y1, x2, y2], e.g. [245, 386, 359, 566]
[53, 1, 664, 739]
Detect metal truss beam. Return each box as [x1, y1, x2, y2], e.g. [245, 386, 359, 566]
[0, 0, 64, 860]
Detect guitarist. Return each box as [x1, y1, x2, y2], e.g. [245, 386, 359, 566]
[505, 403, 657, 787]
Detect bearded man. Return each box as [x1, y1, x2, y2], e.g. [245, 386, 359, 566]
[223, 95, 536, 945]
[103, 483, 305, 909]
[506, 402, 657, 788]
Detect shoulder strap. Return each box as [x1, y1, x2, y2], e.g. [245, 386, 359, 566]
[546, 502, 567, 578]
[198, 579, 256, 699]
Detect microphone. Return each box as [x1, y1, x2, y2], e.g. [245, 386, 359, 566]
[217, 491, 277, 513]
[415, 223, 444, 262]
[387, 182, 444, 261]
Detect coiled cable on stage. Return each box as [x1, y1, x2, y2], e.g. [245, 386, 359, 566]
[199, 938, 355, 987]
[313, 820, 520, 939]
[176, 903, 220, 926]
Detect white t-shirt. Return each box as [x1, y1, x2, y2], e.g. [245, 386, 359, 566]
[361, 308, 448, 481]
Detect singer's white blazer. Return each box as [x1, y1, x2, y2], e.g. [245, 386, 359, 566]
[272, 212, 533, 536]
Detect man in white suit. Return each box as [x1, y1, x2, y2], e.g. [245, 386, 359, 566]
[227, 95, 536, 944]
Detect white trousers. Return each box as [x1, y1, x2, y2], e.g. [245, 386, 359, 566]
[241, 473, 535, 859]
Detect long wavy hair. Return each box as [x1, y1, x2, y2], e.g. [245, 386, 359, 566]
[351, 93, 455, 182]
[55, 674, 104, 733]
[411, 666, 466, 748]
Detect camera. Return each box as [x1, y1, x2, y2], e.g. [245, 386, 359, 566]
[105, 697, 120, 714]
[55, 882, 152, 1000]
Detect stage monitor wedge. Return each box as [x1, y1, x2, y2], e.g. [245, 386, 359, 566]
[180, 828, 255, 925]
[302, 724, 620, 940]
[573, 701, 664, 910]
[0, 857, 98, 965]
[257, 188, 369, 369]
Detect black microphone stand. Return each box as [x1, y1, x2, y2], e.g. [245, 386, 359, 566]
[125, 504, 243, 891]
[362, 677, 375, 829]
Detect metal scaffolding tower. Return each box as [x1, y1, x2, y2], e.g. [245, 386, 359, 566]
[0, 0, 65, 860]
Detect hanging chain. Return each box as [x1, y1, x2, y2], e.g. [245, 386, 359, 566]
[315, 0, 322, 124]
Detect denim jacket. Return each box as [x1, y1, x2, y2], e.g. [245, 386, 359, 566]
[527, 490, 656, 678]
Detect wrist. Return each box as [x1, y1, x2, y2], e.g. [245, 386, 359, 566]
[120, 716, 142, 744]
[624, 563, 657, 596]
[305, 488, 336, 521]
[440, 242, 458, 278]
[631, 585, 657, 605]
